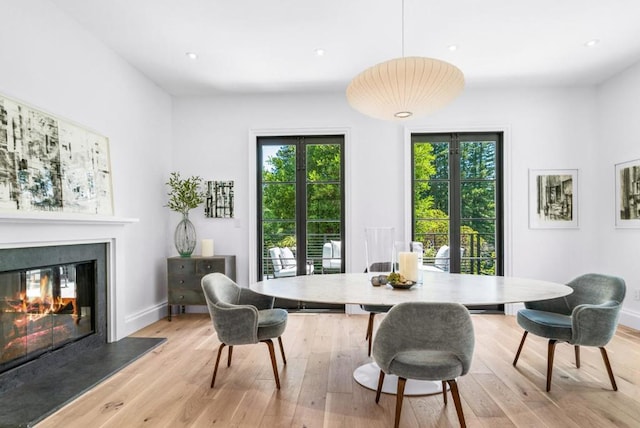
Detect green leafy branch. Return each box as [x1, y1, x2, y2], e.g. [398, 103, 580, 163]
[165, 172, 205, 215]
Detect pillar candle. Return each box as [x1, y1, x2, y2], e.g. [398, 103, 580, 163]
[398, 251, 419, 282]
[201, 239, 214, 257]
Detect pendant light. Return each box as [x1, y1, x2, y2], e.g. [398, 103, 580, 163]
[346, 0, 464, 121]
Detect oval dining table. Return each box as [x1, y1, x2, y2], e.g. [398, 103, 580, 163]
[250, 271, 572, 396]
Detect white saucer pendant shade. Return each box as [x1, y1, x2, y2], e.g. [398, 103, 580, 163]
[346, 56, 465, 121]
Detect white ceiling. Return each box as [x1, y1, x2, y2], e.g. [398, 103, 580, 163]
[51, 0, 640, 96]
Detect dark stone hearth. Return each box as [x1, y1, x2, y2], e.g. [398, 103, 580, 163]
[0, 336, 165, 428]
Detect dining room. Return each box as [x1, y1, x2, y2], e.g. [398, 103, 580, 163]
[1, 1, 640, 426]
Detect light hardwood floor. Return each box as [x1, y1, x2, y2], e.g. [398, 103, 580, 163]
[37, 313, 640, 428]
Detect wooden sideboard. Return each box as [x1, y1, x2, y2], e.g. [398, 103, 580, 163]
[167, 255, 236, 320]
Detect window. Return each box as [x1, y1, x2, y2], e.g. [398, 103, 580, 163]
[257, 135, 345, 310]
[412, 132, 504, 311]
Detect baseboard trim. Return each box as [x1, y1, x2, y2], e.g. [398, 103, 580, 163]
[122, 302, 167, 337]
[619, 308, 640, 330]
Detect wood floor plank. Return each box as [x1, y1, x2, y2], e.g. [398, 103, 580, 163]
[324, 392, 353, 428]
[456, 374, 513, 425]
[328, 315, 355, 394]
[260, 357, 308, 420]
[470, 373, 545, 428]
[289, 317, 333, 428]
[408, 392, 469, 427]
[345, 340, 391, 428]
[34, 313, 640, 428]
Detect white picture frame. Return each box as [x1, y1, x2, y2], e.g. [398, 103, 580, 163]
[528, 169, 578, 229]
[615, 159, 640, 228]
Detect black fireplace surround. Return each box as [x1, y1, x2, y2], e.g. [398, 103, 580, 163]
[0, 243, 107, 385]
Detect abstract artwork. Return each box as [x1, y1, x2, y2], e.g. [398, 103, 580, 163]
[0, 94, 113, 215]
[205, 180, 234, 218]
[615, 159, 640, 228]
[529, 169, 578, 229]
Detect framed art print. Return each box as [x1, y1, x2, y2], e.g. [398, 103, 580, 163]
[0, 93, 113, 215]
[615, 159, 640, 228]
[529, 169, 578, 229]
[204, 180, 234, 218]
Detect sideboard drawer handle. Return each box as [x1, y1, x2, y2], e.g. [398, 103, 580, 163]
[207, 265, 212, 269]
[179, 280, 185, 284]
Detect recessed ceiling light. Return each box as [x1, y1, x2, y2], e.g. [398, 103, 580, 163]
[584, 39, 600, 48]
[314, 48, 325, 57]
[448, 44, 459, 51]
[185, 52, 199, 60]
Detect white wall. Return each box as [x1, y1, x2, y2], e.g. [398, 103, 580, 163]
[0, 0, 173, 339]
[171, 85, 624, 316]
[596, 61, 640, 329]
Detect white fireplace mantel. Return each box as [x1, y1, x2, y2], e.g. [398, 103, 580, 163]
[0, 213, 139, 342]
[0, 212, 138, 226]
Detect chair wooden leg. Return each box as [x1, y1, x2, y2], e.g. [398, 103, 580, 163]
[278, 336, 287, 365]
[375, 370, 385, 403]
[599, 347, 618, 391]
[263, 339, 281, 389]
[574, 345, 580, 368]
[365, 313, 374, 339]
[394, 377, 407, 428]
[211, 343, 226, 388]
[513, 331, 528, 366]
[442, 380, 448, 405]
[227, 345, 233, 367]
[367, 313, 375, 357]
[546, 339, 558, 392]
[447, 379, 466, 428]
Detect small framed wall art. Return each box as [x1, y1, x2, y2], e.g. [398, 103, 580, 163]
[529, 169, 578, 229]
[615, 158, 640, 228]
[205, 180, 234, 218]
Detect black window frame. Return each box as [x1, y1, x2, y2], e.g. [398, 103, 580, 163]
[411, 131, 504, 312]
[257, 135, 346, 310]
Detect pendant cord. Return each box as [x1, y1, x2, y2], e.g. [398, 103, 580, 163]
[401, 0, 405, 57]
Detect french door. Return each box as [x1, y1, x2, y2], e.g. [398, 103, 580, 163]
[411, 132, 504, 312]
[257, 135, 345, 310]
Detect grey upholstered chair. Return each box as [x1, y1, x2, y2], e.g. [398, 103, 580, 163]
[201, 272, 288, 389]
[361, 262, 393, 356]
[372, 302, 475, 428]
[513, 273, 626, 392]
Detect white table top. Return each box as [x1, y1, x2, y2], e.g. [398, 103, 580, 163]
[250, 272, 572, 306]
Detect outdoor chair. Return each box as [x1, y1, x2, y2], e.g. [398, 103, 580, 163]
[321, 241, 342, 273]
[268, 247, 314, 278]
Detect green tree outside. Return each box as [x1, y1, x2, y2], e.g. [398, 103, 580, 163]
[261, 143, 342, 266]
[413, 140, 497, 275]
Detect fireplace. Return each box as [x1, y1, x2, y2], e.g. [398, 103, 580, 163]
[0, 238, 166, 427]
[0, 243, 107, 380]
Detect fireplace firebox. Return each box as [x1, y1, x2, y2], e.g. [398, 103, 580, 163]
[0, 243, 107, 379]
[1, 261, 95, 372]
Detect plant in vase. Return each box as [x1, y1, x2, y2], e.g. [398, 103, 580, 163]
[165, 172, 205, 257]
